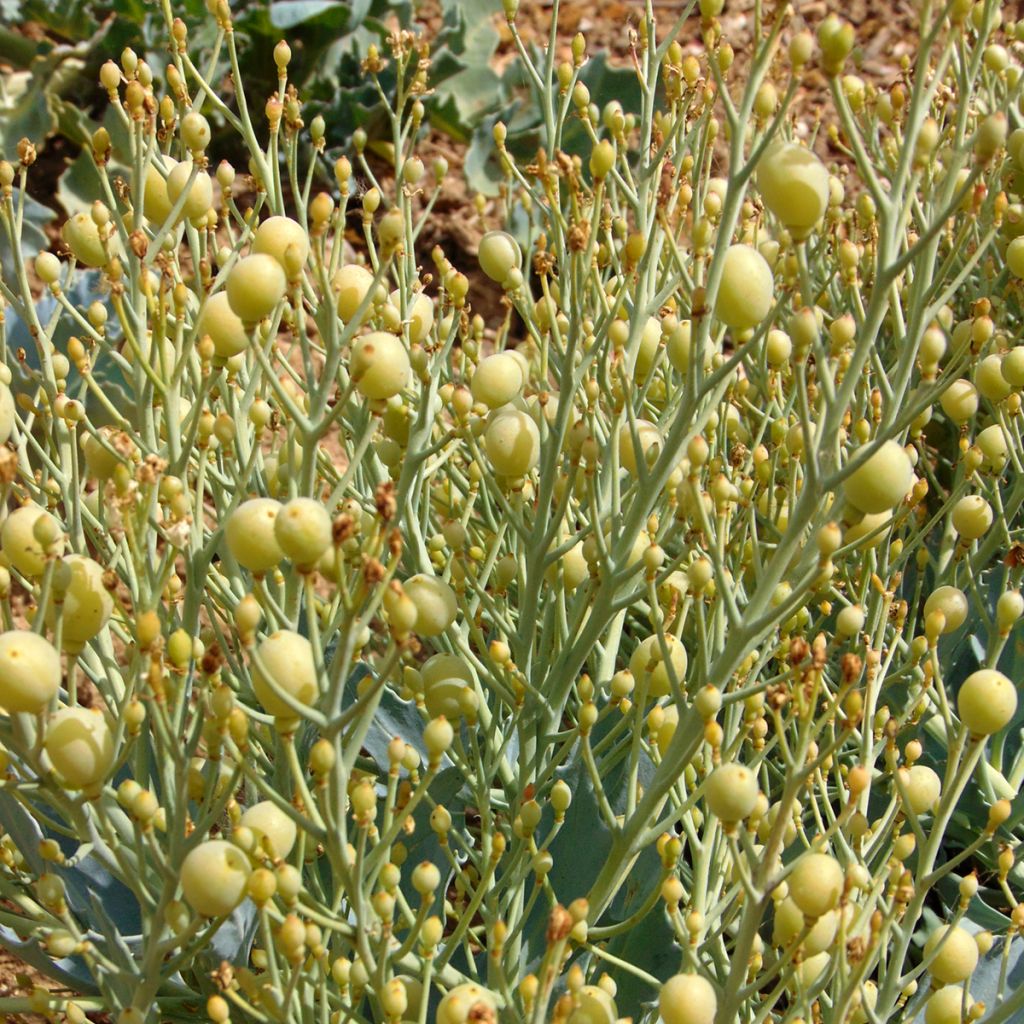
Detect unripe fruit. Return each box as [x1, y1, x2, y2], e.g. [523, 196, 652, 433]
[958, 669, 1017, 735]
[836, 604, 865, 638]
[924, 925, 979, 984]
[940, 380, 979, 424]
[166, 161, 213, 222]
[225, 498, 284, 573]
[143, 160, 177, 223]
[484, 407, 541, 477]
[350, 332, 410, 400]
[659, 973, 717, 1024]
[197, 292, 249, 359]
[772, 897, 838, 954]
[0, 631, 61, 713]
[45, 556, 113, 652]
[251, 630, 318, 717]
[472, 353, 524, 408]
[239, 800, 298, 858]
[618, 420, 662, 475]
[274, 498, 332, 569]
[2, 505, 64, 577]
[842, 440, 913, 513]
[901, 764, 941, 816]
[180, 840, 251, 917]
[253, 215, 309, 274]
[44, 706, 114, 790]
[1008, 236, 1024, 278]
[925, 986, 972, 1024]
[977, 424, 1008, 470]
[226, 254, 286, 323]
[924, 587, 968, 634]
[788, 852, 843, 918]
[423, 716, 454, 758]
[180, 110, 211, 152]
[567, 985, 616, 1024]
[436, 984, 498, 1024]
[404, 574, 458, 636]
[332, 264, 375, 323]
[705, 762, 759, 823]
[756, 143, 829, 236]
[61, 213, 108, 267]
[421, 653, 475, 720]
[951, 495, 992, 541]
[478, 231, 522, 285]
[714, 245, 774, 331]
[629, 635, 687, 698]
[35, 251, 61, 285]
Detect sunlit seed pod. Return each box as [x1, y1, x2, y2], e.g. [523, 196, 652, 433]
[180, 840, 251, 917]
[274, 498, 332, 570]
[629, 635, 687, 699]
[238, 800, 298, 859]
[951, 495, 993, 541]
[788, 851, 843, 918]
[925, 985, 972, 1024]
[471, 353, 524, 409]
[842, 440, 913, 514]
[226, 254, 286, 323]
[436, 983, 498, 1024]
[924, 586, 968, 634]
[659, 973, 717, 1024]
[197, 291, 249, 359]
[974, 353, 1010, 402]
[0, 631, 62, 714]
[389, 289, 434, 345]
[45, 556, 113, 652]
[484, 407, 541, 477]
[166, 161, 213, 222]
[924, 925, 979, 984]
[566, 985, 616, 1024]
[772, 897, 839, 954]
[705, 762, 759, 823]
[404, 574, 458, 637]
[2, 505, 64, 578]
[61, 213, 109, 268]
[251, 630, 318, 718]
[756, 142, 829, 236]
[225, 498, 284, 573]
[478, 231, 522, 285]
[939, 379, 979, 424]
[331, 264, 376, 323]
[714, 245, 774, 331]
[421, 654, 475, 720]
[958, 669, 1017, 735]
[44, 706, 114, 790]
[253, 215, 309, 272]
[618, 420, 662, 475]
[900, 764, 941, 816]
[350, 332, 410, 401]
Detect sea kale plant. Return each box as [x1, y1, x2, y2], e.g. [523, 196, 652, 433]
[1, 0, 1024, 1022]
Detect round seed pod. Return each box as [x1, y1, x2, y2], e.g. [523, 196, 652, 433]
[923, 586, 968, 634]
[618, 420, 662, 475]
[44, 706, 114, 790]
[958, 669, 1017, 735]
[421, 654, 475, 720]
[225, 498, 284, 574]
[629, 635, 687, 698]
[951, 495, 993, 541]
[166, 161, 214, 224]
[2, 505, 64, 578]
[705, 762, 759, 823]
[197, 292, 249, 359]
[404, 574, 458, 637]
[0, 631, 62, 713]
[788, 851, 844, 918]
[659, 973, 717, 1024]
[332, 264, 375, 323]
[350, 332, 411, 401]
[0, 383, 15, 444]
[274, 498, 332, 570]
[772, 897, 838, 955]
[714, 245, 774, 331]
[436, 983, 498, 1024]
[180, 840, 251, 917]
[144, 160, 176, 223]
[901, 764, 941, 816]
[61, 213, 108, 267]
[471, 353, 524, 409]
[925, 986, 972, 1024]
[842, 440, 913, 514]
[567, 985, 616, 1024]
[484, 407, 541, 477]
[226, 254, 286, 323]
[238, 800, 298, 858]
[45, 556, 113, 652]
[253, 215, 309, 272]
[478, 231, 522, 285]
[924, 925, 979, 984]
[756, 142, 830, 236]
[251, 630, 318, 718]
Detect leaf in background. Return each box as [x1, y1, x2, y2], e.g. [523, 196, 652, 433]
[0, 68, 57, 153]
[57, 148, 114, 218]
[269, 0, 370, 31]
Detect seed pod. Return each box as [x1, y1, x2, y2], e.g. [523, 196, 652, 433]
[44, 706, 114, 790]
[714, 245, 774, 330]
[238, 800, 298, 858]
[659, 974, 717, 1024]
[0, 631, 61, 713]
[251, 630, 318, 718]
[180, 840, 251, 916]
